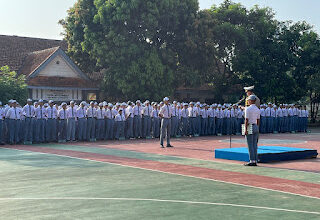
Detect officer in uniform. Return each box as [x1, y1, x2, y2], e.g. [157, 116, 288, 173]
[159, 97, 173, 148]
[244, 95, 260, 166]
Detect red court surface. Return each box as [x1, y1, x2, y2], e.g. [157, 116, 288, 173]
[69, 131, 320, 173]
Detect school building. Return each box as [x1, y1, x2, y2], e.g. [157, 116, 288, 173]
[0, 35, 99, 102]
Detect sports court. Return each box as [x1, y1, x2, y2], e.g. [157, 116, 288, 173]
[0, 131, 319, 219]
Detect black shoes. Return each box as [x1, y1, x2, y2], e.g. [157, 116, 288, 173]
[244, 162, 257, 166]
[160, 144, 174, 148]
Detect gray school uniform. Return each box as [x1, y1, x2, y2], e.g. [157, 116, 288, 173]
[46, 106, 57, 142]
[6, 107, 22, 144]
[159, 104, 172, 146]
[67, 106, 77, 141]
[23, 104, 35, 143]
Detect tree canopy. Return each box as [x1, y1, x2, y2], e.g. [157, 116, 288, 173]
[0, 66, 28, 104]
[60, 0, 320, 120]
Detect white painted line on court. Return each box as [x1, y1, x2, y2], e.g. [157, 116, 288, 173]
[3, 147, 320, 201]
[0, 197, 319, 215]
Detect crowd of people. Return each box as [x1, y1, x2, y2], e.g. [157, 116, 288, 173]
[0, 98, 309, 145]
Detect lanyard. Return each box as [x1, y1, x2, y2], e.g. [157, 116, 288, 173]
[29, 105, 31, 117]
[64, 109, 66, 119]
[40, 107, 42, 119]
[14, 107, 17, 119]
[167, 105, 169, 118]
[51, 107, 53, 118]
[72, 107, 74, 117]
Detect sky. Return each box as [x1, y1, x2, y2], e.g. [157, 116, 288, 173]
[0, 0, 319, 40]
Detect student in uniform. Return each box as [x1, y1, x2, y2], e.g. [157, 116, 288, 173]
[236, 106, 244, 135]
[58, 103, 68, 142]
[46, 100, 57, 142]
[159, 97, 173, 148]
[188, 102, 197, 137]
[0, 101, 4, 145]
[288, 104, 294, 133]
[22, 99, 35, 144]
[115, 108, 125, 140]
[67, 101, 77, 142]
[195, 102, 201, 136]
[170, 101, 179, 137]
[133, 100, 142, 138]
[96, 103, 105, 140]
[86, 101, 97, 141]
[151, 103, 160, 138]
[125, 101, 134, 139]
[6, 100, 22, 145]
[76, 101, 87, 141]
[105, 103, 114, 140]
[180, 103, 189, 137]
[277, 105, 283, 133]
[259, 105, 266, 133]
[271, 105, 277, 133]
[34, 100, 46, 143]
[282, 104, 289, 132]
[216, 104, 223, 136]
[201, 104, 208, 136]
[142, 100, 152, 138]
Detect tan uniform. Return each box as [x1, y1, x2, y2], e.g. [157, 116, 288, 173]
[245, 93, 260, 108]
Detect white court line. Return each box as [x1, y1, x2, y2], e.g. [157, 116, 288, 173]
[2, 147, 320, 201]
[0, 197, 319, 215]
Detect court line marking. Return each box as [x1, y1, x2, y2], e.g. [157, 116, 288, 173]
[0, 197, 319, 215]
[37, 143, 320, 175]
[3, 147, 320, 201]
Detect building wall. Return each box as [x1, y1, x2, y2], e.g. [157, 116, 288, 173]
[31, 88, 83, 101]
[38, 55, 79, 78]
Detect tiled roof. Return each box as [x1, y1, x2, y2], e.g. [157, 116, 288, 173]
[0, 35, 67, 72]
[27, 76, 97, 89]
[19, 47, 60, 77]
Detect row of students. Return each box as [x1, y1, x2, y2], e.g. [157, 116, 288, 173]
[0, 99, 309, 145]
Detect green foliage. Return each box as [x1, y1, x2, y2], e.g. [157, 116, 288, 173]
[0, 66, 28, 104]
[60, 0, 320, 120]
[60, 0, 198, 100]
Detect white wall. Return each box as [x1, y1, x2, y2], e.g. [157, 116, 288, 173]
[38, 55, 80, 78]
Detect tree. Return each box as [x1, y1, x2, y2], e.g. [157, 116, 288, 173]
[60, 0, 199, 100]
[0, 66, 28, 104]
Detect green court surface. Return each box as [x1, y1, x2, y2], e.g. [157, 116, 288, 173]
[0, 146, 319, 220]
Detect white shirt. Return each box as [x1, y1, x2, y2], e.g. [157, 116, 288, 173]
[58, 108, 68, 120]
[23, 104, 35, 118]
[35, 106, 47, 119]
[86, 107, 97, 118]
[47, 106, 58, 119]
[142, 105, 152, 116]
[133, 105, 142, 116]
[115, 113, 125, 122]
[181, 108, 189, 118]
[0, 107, 5, 120]
[96, 108, 105, 119]
[245, 104, 260, 124]
[152, 108, 159, 118]
[159, 104, 172, 119]
[6, 107, 22, 120]
[67, 106, 77, 119]
[105, 108, 113, 119]
[188, 107, 197, 117]
[260, 108, 266, 117]
[126, 106, 134, 118]
[77, 106, 87, 118]
[171, 106, 179, 117]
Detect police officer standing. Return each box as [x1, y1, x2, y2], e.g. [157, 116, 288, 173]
[244, 95, 260, 166]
